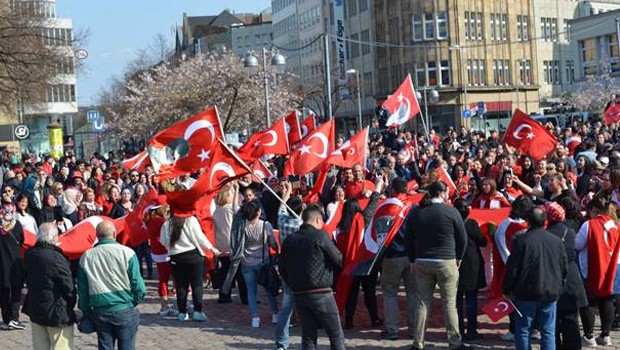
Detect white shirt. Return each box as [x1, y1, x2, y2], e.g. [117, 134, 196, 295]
[160, 216, 213, 257]
[17, 212, 38, 234]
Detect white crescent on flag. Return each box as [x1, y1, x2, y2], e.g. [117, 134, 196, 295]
[263, 130, 278, 147]
[512, 124, 534, 140]
[184, 120, 215, 143]
[209, 162, 237, 188]
[308, 133, 329, 159]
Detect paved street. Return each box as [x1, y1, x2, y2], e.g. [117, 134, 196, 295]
[0, 280, 617, 349]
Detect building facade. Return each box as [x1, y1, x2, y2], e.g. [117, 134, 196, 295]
[373, 0, 539, 133]
[14, 0, 78, 155]
[231, 22, 273, 57]
[533, 0, 620, 99]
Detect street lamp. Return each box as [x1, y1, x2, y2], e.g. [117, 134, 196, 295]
[346, 69, 363, 131]
[449, 45, 469, 125]
[416, 88, 439, 133]
[244, 48, 286, 127]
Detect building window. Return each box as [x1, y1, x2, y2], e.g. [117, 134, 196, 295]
[543, 60, 561, 84]
[501, 14, 508, 41]
[412, 15, 423, 41]
[46, 84, 76, 103]
[490, 14, 497, 41]
[348, 0, 357, 16]
[563, 19, 571, 42]
[581, 38, 598, 76]
[465, 12, 483, 41]
[416, 64, 426, 87]
[493, 59, 510, 85]
[464, 11, 471, 39]
[436, 12, 448, 40]
[361, 30, 370, 55]
[518, 60, 532, 85]
[350, 33, 359, 58]
[440, 60, 451, 85]
[476, 12, 483, 40]
[517, 15, 529, 41]
[608, 34, 620, 72]
[565, 60, 574, 84]
[423, 13, 434, 40]
[427, 61, 438, 86]
[359, 0, 368, 12]
[541, 17, 558, 42]
[467, 59, 486, 86]
[363, 72, 372, 96]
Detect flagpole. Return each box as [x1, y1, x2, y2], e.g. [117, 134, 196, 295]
[506, 298, 523, 318]
[219, 140, 301, 220]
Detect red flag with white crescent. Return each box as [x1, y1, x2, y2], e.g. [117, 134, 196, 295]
[122, 150, 151, 172]
[382, 74, 422, 128]
[122, 188, 160, 247]
[57, 216, 125, 260]
[251, 159, 275, 183]
[300, 113, 317, 139]
[284, 120, 335, 176]
[326, 127, 368, 169]
[147, 107, 224, 180]
[482, 296, 516, 322]
[284, 110, 302, 146]
[502, 109, 558, 161]
[250, 117, 290, 158]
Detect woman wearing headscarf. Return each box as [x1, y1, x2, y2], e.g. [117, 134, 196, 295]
[0, 200, 25, 330]
[544, 201, 587, 350]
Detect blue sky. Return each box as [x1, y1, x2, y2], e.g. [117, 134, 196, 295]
[55, 1, 271, 106]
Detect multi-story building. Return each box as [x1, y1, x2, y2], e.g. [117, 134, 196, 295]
[231, 22, 273, 57]
[373, 0, 539, 133]
[272, 0, 301, 84]
[180, 10, 272, 57]
[569, 8, 620, 85]
[14, 0, 78, 154]
[534, 0, 620, 98]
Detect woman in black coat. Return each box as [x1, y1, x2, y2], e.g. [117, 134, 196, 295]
[23, 223, 76, 347]
[453, 198, 487, 340]
[545, 201, 587, 350]
[0, 201, 25, 330]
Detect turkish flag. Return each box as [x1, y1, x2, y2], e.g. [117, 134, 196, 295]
[251, 117, 290, 158]
[469, 208, 511, 228]
[326, 127, 368, 168]
[398, 143, 416, 164]
[323, 200, 343, 240]
[166, 140, 250, 217]
[605, 103, 620, 125]
[122, 189, 160, 247]
[57, 216, 125, 260]
[284, 120, 335, 176]
[237, 131, 265, 163]
[382, 74, 422, 128]
[482, 296, 515, 322]
[303, 164, 330, 205]
[122, 150, 151, 172]
[147, 107, 224, 180]
[436, 166, 457, 197]
[300, 113, 317, 138]
[251, 159, 275, 182]
[503, 109, 558, 161]
[285, 110, 302, 146]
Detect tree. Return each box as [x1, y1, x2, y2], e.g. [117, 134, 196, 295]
[0, 1, 83, 112]
[558, 64, 620, 113]
[104, 50, 302, 138]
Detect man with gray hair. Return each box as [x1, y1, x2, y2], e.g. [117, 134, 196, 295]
[78, 220, 145, 350]
[23, 223, 76, 349]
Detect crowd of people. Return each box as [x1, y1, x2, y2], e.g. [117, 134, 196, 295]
[1, 115, 620, 350]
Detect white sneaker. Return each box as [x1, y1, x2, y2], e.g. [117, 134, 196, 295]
[596, 336, 612, 346]
[272, 313, 279, 324]
[501, 332, 515, 342]
[583, 336, 598, 348]
[251, 317, 260, 328]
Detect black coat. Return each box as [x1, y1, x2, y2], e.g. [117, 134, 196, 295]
[23, 243, 76, 326]
[458, 219, 487, 292]
[0, 222, 24, 288]
[503, 227, 567, 302]
[547, 222, 588, 312]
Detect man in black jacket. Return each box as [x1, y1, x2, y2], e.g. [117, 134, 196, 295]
[406, 181, 469, 350]
[280, 203, 344, 350]
[23, 223, 76, 349]
[503, 207, 567, 350]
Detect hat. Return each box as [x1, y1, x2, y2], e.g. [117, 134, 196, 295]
[544, 201, 565, 223]
[72, 171, 83, 179]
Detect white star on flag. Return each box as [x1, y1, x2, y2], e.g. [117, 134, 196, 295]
[299, 145, 311, 155]
[198, 149, 210, 161]
[526, 133, 535, 139]
[397, 93, 404, 102]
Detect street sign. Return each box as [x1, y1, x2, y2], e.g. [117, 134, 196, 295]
[93, 115, 106, 132]
[87, 110, 99, 122]
[74, 48, 89, 60]
[462, 109, 472, 119]
[477, 101, 486, 115]
[13, 124, 29, 140]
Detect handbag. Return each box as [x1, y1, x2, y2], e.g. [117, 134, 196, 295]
[257, 222, 281, 294]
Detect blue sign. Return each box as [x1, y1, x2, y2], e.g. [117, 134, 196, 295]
[93, 115, 105, 132]
[477, 101, 486, 115]
[87, 110, 99, 123]
[462, 109, 472, 119]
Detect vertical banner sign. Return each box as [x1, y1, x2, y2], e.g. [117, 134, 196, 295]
[334, 0, 349, 99]
[48, 126, 64, 159]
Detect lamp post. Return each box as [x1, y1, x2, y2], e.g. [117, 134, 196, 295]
[449, 45, 468, 126]
[244, 48, 286, 127]
[346, 69, 363, 131]
[416, 88, 439, 133]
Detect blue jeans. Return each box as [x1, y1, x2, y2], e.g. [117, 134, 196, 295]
[241, 264, 278, 318]
[93, 307, 139, 350]
[514, 300, 557, 350]
[275, 282, 295, 349]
